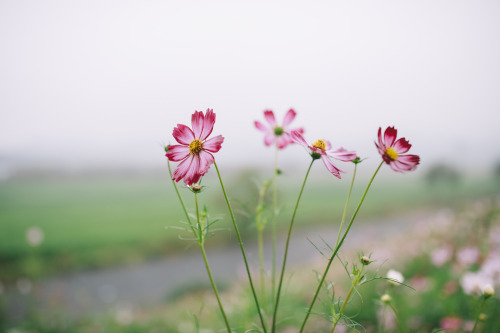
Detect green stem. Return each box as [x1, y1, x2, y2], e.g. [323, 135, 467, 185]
[214, 162, 268, 333]
[387, 302, 404, 333]
[299, 161, 384, 333]
[334, 163, 357, 248]
[272, 159, 315, 333]
[471, 297, 487, 333]
[200, 245, 232, 331]
[272, 142, 279, 308]
[330, 264, 365, 333]
[167, 160, 196, 235]
[258, 227, 266, 310]
[195, 193, 232, 332]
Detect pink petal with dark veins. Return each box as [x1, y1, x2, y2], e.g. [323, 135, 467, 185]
[173, 124, 195, 145]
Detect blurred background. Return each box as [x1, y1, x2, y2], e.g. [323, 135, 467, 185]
[1, 1, 499, 332]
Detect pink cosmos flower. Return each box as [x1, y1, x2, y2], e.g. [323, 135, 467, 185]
[375, 126, 420, 172]
[166, 109, 224, 186]
[290, 130, 356, 178]
[254, 109, 304, 149]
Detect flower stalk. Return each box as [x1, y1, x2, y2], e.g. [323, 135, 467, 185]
[167, 158, 232, 332]
[272, 159, 315, 333]
[330, 263, 365, 332]
[214, 161, 268, 333]
[195, 193, 232, 332]
[299, 161, 384, 332]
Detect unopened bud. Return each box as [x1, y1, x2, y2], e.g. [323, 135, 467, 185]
[479, 313, 487, 321]
[381, 294, 391, 304]
[483, 284, 495, 298]
[387, 269, 404, 286]
[360, 256, 371, 266]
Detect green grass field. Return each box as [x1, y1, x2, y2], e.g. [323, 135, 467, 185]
[0, 169, 498, 281]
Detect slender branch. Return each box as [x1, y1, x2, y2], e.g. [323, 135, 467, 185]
[167, 160, 196, 235]
[300, 161, 384, 332]
[272, 159, 315, 332]
[330, 265, 365, 333]
[272, 142, 279, 308]
[195, 193, 232, 332]
[471, 297, 487, 333]
[334, 163, 358, 248]
[214, 161, 268, 333]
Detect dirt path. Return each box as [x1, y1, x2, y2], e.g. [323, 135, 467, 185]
[4, 212, 427, 323]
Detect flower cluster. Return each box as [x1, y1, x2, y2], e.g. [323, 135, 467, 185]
[165, 107, 422, 333]
[166, 109, 420, 186]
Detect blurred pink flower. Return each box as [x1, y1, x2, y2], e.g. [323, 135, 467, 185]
[456, 246, 480, 267]
[460, 271, 494, 295]
[375, 126, 420, 172]
[431, 245, 453, 267]
[254, 109, 304, 149]
[290, 130, 356, 178]
[166, 109, 224, 186]
[440, 316, 463, 330]
[481, 251, 500, 285]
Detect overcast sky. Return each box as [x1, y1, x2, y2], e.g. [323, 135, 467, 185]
[1, 0, 499, 177]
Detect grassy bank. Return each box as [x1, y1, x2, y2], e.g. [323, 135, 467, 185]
[0, 170, 498, 281]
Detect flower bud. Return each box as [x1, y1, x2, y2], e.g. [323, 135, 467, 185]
[191, 184, 202, 192]
[483, 284, 495, 299]
[479, 313, 487, 321]
[360, 256, 371, 266]
[352, 157, 362, 164]
[387, 269, 404, 286]
[381, 294, 391, 304]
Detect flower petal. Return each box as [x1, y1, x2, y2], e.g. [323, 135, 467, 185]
[322, 140, 331, 151]
[166, 144, 190, 162]
[282, 108, 296, 127]
[328, 147, 357, 162]
[202, 135, 224, 153]
[192, 109, 216, 140]
[377, 127, 385, 149]
[182, 154, 202, 186]
[397, 154, 420, 170]
[173, 124, 195, 145]
[264, 110, 276, 126]
[321, 156, 344, 179]
[384, 126, 397, 147]
[254, 120, 269, 132]
[199, 108, 216, 140]
[172, 155, 193, 182]
[290, 130, 309, 147]
[393, 138, 411, 154]
[191, 110, 205, 139]
[264, 134, 275, 146]
[276, 135, 289, 149]
[389, 155, 420, 172]
[291, 127, 305, 135]
[198, 151, 215, 175]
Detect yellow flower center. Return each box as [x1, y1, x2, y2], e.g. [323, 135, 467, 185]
[385, 147, 398, 161]
[189, 139, 203, 155]
[312, 139, 326, 151]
